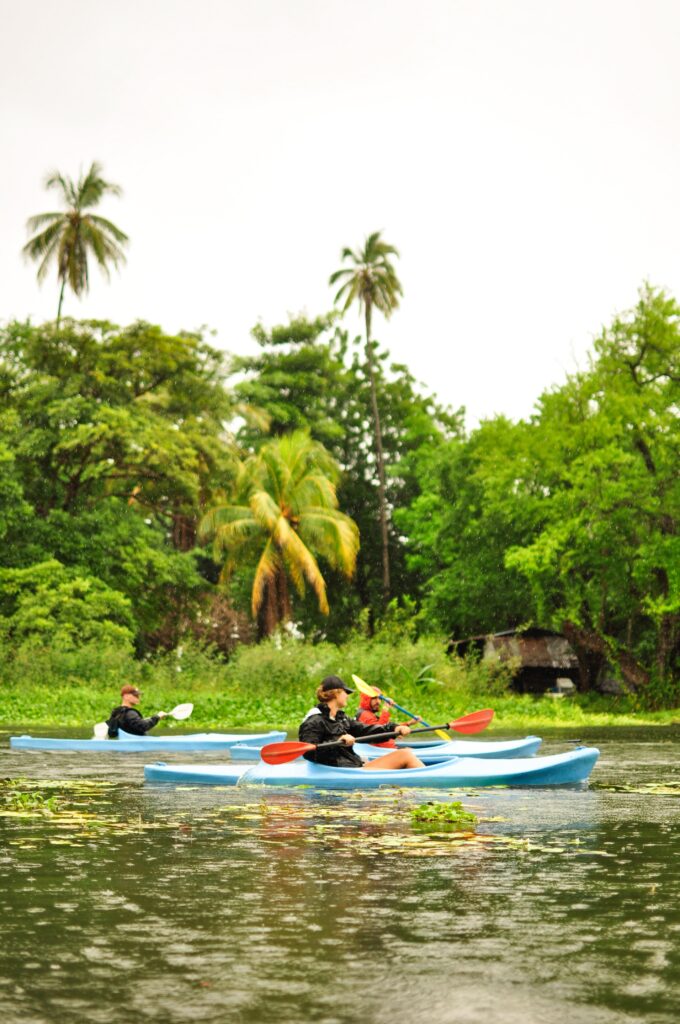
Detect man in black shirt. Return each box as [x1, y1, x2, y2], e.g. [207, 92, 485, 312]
[106, 685, 167, 738]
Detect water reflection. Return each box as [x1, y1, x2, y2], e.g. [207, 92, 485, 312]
[1, 728, 679, 1024]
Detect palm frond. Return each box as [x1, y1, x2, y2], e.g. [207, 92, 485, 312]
[35, 236, 63, 283]
[249, 488, 283, 532]
[251, 541, 280, 617]
[45, 171, 75, 205]
[292, 472, 338, 511]
[86, 214, 129, 244]
[212, 518, 261, 559]
[22, 221, 64, 279]
[25, 212, 64, 233]
[282, 546, 307, 598]
[78, 162, 122, 208]
[198, 504, 253, 543]
[274, 517, 329, 613]
[298, 509, 359, 576]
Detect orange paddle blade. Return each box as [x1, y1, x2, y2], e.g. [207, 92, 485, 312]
[450, 709, 494, 734]
[260, 741, 316, 765]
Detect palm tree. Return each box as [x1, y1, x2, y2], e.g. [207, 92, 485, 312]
[23, 161, 128, 325]
[199, 431, 360, 636]
[329, 231, 402, 604]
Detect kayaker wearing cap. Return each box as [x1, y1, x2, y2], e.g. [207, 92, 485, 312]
[298, 675, 425, 770]
[106, 685, 167, 738]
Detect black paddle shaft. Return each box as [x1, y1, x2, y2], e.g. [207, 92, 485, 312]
[313, 722, 451, 752]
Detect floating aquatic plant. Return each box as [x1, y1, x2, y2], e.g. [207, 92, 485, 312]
[410, 800, 477, 831]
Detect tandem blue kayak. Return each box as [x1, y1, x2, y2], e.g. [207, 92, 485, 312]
[228, 735, 543, 763]
[9, 730, 287, 753]
[144, 746, 599, 789]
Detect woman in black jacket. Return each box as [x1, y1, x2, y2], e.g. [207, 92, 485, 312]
[298, 675, 425, 770]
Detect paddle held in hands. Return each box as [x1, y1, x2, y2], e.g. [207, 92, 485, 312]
[351, 674, 450, 740]
[92, 702, 193, 739]
[260, 710, 495, 765]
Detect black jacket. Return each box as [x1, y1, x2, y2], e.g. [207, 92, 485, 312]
[106, 706, 161, 738]
[298, 703, 396, 767]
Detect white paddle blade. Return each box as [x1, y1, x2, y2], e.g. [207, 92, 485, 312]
[93, 722, 109, 740]
[169, 702, 193, 720]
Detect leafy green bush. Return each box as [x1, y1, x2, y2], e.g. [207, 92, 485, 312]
[1, 631, 677, 729]
[0, 561, 134, 651]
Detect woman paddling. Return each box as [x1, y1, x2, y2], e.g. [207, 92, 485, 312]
[298, 675, 426, 770]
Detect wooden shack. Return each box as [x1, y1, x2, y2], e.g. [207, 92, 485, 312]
[448, 627, 580, 694]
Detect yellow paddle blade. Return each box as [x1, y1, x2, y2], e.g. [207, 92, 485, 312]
[351, 674, 379, 697]
[434, 730, 452, 740]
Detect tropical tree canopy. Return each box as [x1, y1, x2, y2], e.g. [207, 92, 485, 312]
[329, 231, 403, 328]
[23, 161, 128, 322]
[199, 431, 360, 636]
[0, 318, 237, 649]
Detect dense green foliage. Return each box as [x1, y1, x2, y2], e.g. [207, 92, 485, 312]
[234, 315, 462, 630]
[3, 636, 675, 730]
[1, 284, 678, 708]
[0, 319, 235, 652]
[398, 286, 679, 704]
[507, 287, 679, 703]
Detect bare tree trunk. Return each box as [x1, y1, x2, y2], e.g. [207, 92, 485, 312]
[562, 620, 650, 692]
[56, 278, 66, 328]
[171, 513, 196, 552]
[656, 611, 680, 683]
[364, 301, 390, 605]
[256, 573, 277, 639]
[276, 569, 291, 625]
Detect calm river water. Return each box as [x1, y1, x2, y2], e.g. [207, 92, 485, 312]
[1, 727, 679, 1024]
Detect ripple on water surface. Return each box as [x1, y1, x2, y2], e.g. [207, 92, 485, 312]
[1, 727, 679, 1024]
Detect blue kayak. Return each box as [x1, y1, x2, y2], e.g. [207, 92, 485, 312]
[144, 746, 599, 789]
[9, 730, 287, 753]
[229, 735, 543, 763]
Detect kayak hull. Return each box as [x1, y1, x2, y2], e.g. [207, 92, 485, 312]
[9, 730, 287, 753]
[144, 747, 599, 789]
[229, 735, 543, 763]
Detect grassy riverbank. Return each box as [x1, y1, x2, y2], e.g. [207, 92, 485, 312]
[1, 637, 678, 732]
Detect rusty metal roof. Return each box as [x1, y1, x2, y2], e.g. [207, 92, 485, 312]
[449, 629, 578, 669]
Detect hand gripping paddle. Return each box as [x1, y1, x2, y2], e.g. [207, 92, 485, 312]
[261, 709, 495, 765]
[352, 674, 451, 741]
[92, 701, 194, 739]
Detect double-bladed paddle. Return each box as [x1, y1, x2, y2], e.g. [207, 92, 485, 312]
[260, 709, 495, 765]
[352, 674, 451, 741]
[92, 702, 194, 740]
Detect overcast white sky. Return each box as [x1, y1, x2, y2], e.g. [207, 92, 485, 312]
[2, 0, 679, 427]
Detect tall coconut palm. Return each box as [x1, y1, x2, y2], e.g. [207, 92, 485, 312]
[23, 161, 128, 326]
[199, 431, 360, 637]
[329, 231, 402, 604]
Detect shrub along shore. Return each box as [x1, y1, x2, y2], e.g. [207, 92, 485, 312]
[1, 638, 677, 732]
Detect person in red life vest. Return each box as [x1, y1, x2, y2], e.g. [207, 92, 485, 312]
[356, 688, 416, 748]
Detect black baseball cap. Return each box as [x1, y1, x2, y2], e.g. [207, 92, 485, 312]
[320, 675, 354, 694]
